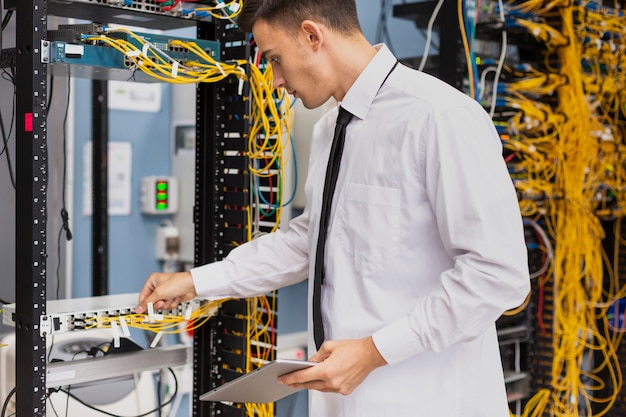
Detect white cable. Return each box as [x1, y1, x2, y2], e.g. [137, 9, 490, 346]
[478, 66, 497, 101]
[120, 316, 131, 337]
[216, 0, 238, 25]
[419, 0, 445, 72]
[111, 321, 121, 348]
[171, 61, 180, 78]
[489, 0, 508, 117]
[107, 28, 195, 73]
[150, 331, 164, 348]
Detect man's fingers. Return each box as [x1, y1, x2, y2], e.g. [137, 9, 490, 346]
[136, 272, 196, 314]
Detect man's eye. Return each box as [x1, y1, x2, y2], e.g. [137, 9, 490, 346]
[270, 57, 280, 64]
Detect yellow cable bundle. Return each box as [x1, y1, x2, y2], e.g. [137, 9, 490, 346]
[83, 299, 225, 335]
[86, 28, 295, 239]
[515, 18, 570, 50]
[241, 57, 291, 417]
[243, 295, 276, 417]
[513, 3, 626, 416]
[507, 0, 569, 15]
[85, 30, 245, 84]
[194, 0, 244, 20]
[246, 62, 294, 235]
[506, 73, 567, 96]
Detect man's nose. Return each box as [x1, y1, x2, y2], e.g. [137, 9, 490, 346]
[272, 66, 286, 89]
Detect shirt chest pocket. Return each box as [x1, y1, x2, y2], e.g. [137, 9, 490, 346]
[336, 183, 401, 269]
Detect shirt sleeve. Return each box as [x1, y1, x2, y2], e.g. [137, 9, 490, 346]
[190, 208, 311, 299]
[372, 102, 531, 365]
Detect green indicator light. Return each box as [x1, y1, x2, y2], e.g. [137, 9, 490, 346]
[156, 182, 168, 191]
[156, 202, 168, 210]
[156, 193, 168, 201]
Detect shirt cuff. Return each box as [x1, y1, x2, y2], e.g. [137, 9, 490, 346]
[372, 316, 424, 365]
[190, 261, 233, 300]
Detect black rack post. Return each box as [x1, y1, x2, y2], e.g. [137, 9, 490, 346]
[193, 20, 218, 417]
[14, 0, 48, 415]
[91, 79, 109, 296]
[193, 20, 254, 417]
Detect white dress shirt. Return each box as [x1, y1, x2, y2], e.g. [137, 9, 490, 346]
[191, 44, 530, 417]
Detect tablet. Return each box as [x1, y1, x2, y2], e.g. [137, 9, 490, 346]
[199, 359, 317, 403]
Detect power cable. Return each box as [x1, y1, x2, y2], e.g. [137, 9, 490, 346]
[0, 9, 12, 32]
[0, 92, 14, 189]
[52, 367, 178, 417]
[0, 387, 15, 417]
[55, 74, 73, 300]
[0, 31, 15, 189]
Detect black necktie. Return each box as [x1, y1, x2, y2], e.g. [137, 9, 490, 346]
[313, 106, 353, 350]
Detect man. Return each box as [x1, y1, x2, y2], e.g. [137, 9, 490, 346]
[137, 1, 530, 415]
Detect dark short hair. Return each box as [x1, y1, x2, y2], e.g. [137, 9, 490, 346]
[236, 0, 361, 35]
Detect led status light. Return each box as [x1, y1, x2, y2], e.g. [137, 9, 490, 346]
[141, 176, 178, 215]
[155, 181, 169, 211]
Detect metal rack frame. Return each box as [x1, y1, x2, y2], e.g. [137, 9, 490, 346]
[10, 3, 250, 416]
[14, 0, 49, 415]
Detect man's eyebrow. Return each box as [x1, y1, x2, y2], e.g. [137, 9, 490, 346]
[260, 49, 274, 61]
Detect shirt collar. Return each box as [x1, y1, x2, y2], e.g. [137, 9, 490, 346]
[340, 44, 398, 121]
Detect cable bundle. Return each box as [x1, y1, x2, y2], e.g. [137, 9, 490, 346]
[475, 0, 626, 415]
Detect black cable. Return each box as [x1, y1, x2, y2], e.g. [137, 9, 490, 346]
[0, 61, 14, 84]
[1, 0, 3, 52]
[47, 335, 55, 363]
[48, 75, 55, 117]
[56, 226, 65, 300]
[1, 387, 15, 417]
[61, 75, 72, 241]
[0, 53, 16, 189]
[0, 9, 12, 32]
[56, 74, 73, 300]
[0, 84, 15, 189]
[0, 121, 14, 188]
[64, 385, 70, 417]
[0, 76, 15, 159]
[54, 368, 178, 417]
[47, 393, 61, 417]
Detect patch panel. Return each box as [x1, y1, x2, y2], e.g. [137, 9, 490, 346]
[2, 293, 213, 336]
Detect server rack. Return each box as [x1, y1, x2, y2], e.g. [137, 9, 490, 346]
[394, 1, 626, 416]
[194, 20, 278, 416]
[193, 19, 253, 417]
[8, 2, 275, 416]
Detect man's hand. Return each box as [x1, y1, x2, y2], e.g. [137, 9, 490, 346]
[278, 336, 387, 395]
[136, 272, 197, 314]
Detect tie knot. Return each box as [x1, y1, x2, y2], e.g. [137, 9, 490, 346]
[337, 106, 353, 126]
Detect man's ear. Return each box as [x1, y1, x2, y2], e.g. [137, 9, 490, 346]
[301, 20, 324, 51]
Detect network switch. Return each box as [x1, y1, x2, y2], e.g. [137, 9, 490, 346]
[42, 31, 221, 82]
